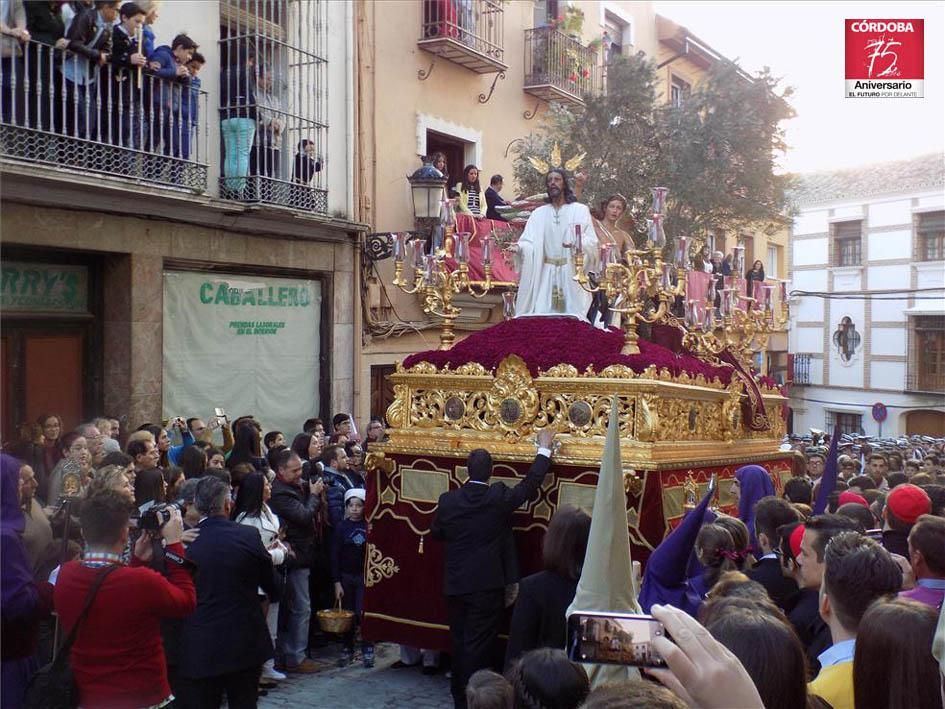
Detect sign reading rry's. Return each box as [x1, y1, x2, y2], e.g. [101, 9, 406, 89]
[1, 262, 89, 313]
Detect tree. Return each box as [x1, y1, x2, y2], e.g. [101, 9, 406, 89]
[512, 53, 795, 246]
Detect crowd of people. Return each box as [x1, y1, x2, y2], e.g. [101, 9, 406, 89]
[1, 409, 387, 708]
[0, 0, 322, 198]
[2, 404, 943, 709]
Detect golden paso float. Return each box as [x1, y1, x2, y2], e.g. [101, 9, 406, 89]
[360, 182, 792, 650]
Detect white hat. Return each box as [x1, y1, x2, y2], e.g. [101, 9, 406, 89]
[344, 488, 366, 504]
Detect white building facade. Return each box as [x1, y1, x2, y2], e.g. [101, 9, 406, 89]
[788, 154, 945, 438]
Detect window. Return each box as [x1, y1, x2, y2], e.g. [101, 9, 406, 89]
[670, 76, 690, 107]
[917, 211, 945, 261]
[792, 353, 811, 384]
[911, 316, 945, 393]
[833, 220, 862, 266]
[827, 411, 862, 437]
[603, 12, 627, 63]
[767, 245, 779, 279]
[832, 316, 861, 362]
[219, 0, 328, 212]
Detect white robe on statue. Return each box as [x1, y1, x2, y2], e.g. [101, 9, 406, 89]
[514, 201, 598, 320]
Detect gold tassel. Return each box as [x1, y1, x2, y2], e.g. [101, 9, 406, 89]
[418, 535, 424, 555]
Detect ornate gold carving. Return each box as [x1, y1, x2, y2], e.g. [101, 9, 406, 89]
[623, 468, 643, 497]
[365, 544, 400, 588]
[364, 452, 395, 475]
[386, 384, 410, 429]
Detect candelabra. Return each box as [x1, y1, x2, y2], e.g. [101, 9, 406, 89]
[682, 275, 790, 368]
[391, 225, 499, 350]
[573, 187, 684, 355]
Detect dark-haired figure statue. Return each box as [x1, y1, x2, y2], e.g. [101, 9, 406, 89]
[509, 169, 597, 319]
[432, 429, 557, 709]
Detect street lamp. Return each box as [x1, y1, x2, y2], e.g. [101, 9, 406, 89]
[407, 157, 447, 220]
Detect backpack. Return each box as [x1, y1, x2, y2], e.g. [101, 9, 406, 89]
[24, 565, 119, 709]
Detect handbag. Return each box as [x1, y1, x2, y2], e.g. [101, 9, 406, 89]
[24, 565, 120, 709]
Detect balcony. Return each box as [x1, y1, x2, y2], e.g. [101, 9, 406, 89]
[523, 26, 600, 107]
[791, 353, 811, 385]
[0, 40, 207, 192]
[905, 372, 945, 395]
[418, 0, 507, 74]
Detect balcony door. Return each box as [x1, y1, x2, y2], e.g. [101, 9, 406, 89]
[427, 130, 467, 192]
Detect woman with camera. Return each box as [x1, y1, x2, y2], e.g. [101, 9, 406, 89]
[232, 472, 289, 685]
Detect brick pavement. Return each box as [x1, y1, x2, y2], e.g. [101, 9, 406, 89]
[258, 643, 452, 709]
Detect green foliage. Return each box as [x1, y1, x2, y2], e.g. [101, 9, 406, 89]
[512, 54, 796, 243]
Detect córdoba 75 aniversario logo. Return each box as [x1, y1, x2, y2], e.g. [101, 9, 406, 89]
[845, 19, 924, 98]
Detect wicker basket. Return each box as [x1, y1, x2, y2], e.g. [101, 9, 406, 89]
[316, 598, 355, 634]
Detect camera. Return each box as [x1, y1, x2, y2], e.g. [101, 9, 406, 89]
[138, 502, 180, 533]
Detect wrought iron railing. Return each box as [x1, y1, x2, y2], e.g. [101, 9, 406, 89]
[0, 39, 207, 192]
[792, 353, 811, 384]
[905, 372, 945, 394]
[419, 0, 505, 64]
[523, 26, 600, 100]
[219, 0, 329, 213]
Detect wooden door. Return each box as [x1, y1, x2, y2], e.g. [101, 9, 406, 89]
[370, 364, 396, 421]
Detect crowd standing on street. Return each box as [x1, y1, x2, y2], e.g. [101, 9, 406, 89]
[2, 397, 944, 709]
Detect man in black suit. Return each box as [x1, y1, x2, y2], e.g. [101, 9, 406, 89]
[175, 477, 276, 709]
[746, 496, 801, 610]
[484, 174, 509, 221]
[432, 429, 556, 708]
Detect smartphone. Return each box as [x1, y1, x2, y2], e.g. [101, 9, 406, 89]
[866, 528, 883, 542]
[214, 407, 225, 418]
[566, 611, 669, 668]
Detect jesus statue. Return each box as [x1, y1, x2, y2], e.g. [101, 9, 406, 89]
[509, 169, 598, 320]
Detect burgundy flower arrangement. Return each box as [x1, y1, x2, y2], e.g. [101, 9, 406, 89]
[403, 317, 735, 384]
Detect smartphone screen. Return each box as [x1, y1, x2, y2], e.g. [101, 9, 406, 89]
[214, 407, 225, 418]
[566, 612, 669, 668]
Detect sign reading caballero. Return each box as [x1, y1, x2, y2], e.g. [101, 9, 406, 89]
[0, 261, 89, 313]
[198, 281, 314, 307]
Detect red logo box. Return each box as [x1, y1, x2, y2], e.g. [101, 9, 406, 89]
[845, 19, 924, 98]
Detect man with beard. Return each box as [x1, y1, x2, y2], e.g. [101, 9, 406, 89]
[509, 168, 597, 319]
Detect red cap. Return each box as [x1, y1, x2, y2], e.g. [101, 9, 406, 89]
[886, 484, 932, 525]
[789, 524, 805, 559]
[838, 490, 869, 508]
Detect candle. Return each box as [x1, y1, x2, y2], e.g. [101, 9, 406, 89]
[653, 214, 666, 247]
[651, 187, 668, 215]
[721, 288, 732, 317]
[779, 280, 788, 303]
[599, 243, 613, 266]
[422, 255, 435, 286]
[502, 291, 516, 320]
[676, 236, 689, 268]
[662, 263, 673, 290]
[574, 224, 583, 252]
[647, 219, 657, 243]
[482, 234, 493, 265]
[392, 232, 406, 262]
[432, 225, 445, 254]
[456, 232, 470, 264]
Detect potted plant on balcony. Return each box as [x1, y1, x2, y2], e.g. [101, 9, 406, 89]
[560, 5, 584, 39]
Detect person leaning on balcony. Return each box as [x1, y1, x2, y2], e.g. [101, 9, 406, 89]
[62, 1, 118, 140]
[747, 259, 766, 285]
[455, 164, 484, 219]
[220, 46, 256, 195]
[1, 0, 29, 125]
[148, 33, 196, 159]
[108, 2, 146, 147]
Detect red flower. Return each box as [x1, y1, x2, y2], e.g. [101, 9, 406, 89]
[403, 317, 735, 385]
[569, 72, 578, 82]
[581, 68, 590, 78]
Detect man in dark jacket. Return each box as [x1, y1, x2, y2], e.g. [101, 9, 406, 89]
[62, 0, 117, 138]
[432, 429, 556, 709]
[107, 2, 145, 146]
[175, 477, 274, 709]
[267, 449, 324, 673]
[746, 496, 801, 610]
[322, 444, 364, 528]
[484, 174, 509, 221]
[147, 33, 196, 158]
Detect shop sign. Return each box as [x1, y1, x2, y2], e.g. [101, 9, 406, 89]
[0, 262, 89, 313]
